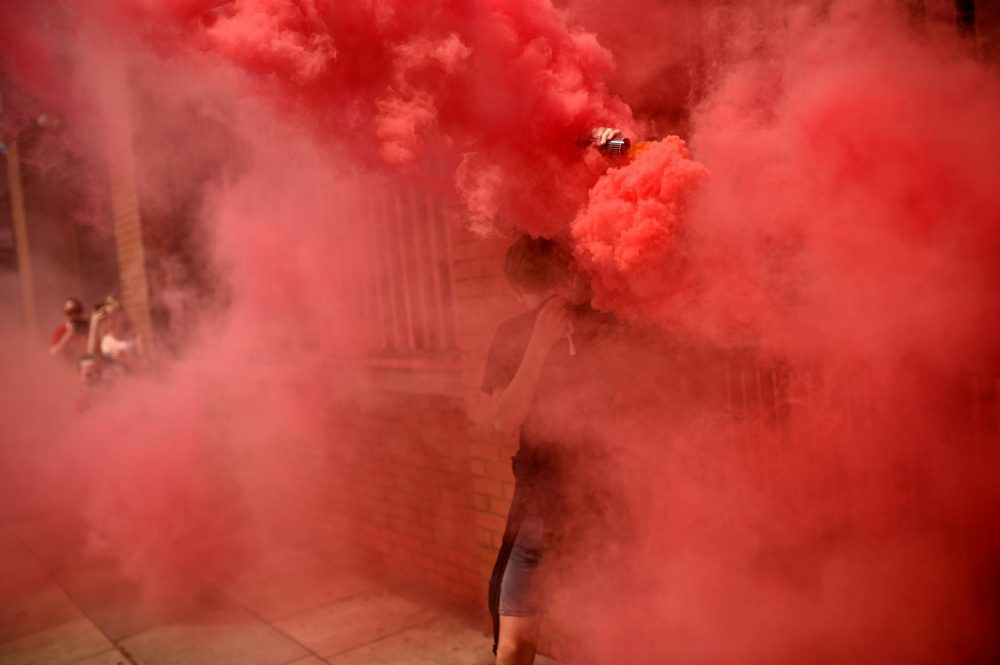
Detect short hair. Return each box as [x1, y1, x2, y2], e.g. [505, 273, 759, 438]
[503, 235, 573, 294]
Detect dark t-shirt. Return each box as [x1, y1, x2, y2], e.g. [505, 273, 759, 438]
[481, 302, 624, 520]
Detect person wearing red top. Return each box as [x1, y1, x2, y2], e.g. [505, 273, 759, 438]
[50, 297, 90, 364]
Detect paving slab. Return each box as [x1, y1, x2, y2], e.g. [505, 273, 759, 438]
[118, 607, 307, 665]
[70, 648, 131, 665]
[324, 615, 494, 665]
[281, 657, 328, 665]
[0, 579, 83, 643]
[273, 591, 437, 659]
[69, 580, 218, 644]
[0, 527, 565, 665]
[0, 617, 112, 665]
[205, 547, 378, 621]
[0, 537, 48, 593]
[49, 562, 158, 643]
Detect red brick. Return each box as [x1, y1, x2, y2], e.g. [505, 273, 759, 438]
[488, 496, 510, 517]
[472, 478, 504, 498]
[445, 550, 478, 571]
[483, 459, 513, 479]
[474, 512, 507, 533]
[470, 443, 501, 461]
[471, 493, 491, 512]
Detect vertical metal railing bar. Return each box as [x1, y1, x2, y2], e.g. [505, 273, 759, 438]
[349, 178, 379, 349]
[421, 183, 443, 351]
[409, 186, 435, 351]
[385, 179, 407, 352]
[401, 180, 431, 352]
[430, 152, 459, 353]
[388, 179, 417, 353]
[419, 183, 446, 352]
[359, 181, 389, 353]
[427, 187, 457, 351]
[420, 187, 447, 351]
[350, 167, 459, 360]
[374, 178, 403, 352]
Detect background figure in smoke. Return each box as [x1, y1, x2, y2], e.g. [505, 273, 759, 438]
[76, 352, 106, 413]
[0, 1, 997, 662]
[87, 296, 147, 375]
[484, 234, 629, 665]
[50, 297, 90, 364]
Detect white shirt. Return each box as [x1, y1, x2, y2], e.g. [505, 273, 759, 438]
[101, 333, 135, 360]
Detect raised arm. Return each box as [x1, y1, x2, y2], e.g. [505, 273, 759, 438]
[491, 298, 568, 438]
[87, 308, 107, 356]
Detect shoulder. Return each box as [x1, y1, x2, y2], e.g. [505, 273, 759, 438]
[482, 309, 537, 388]
[489, 309, 537, 351]
[496, 309, 537, 336]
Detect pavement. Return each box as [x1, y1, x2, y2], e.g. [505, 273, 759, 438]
[0, 517, 557, 665]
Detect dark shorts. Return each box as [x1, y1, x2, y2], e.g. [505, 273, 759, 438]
[498, 514, 546, 617]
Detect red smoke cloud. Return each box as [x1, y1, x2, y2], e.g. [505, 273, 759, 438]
[0, 35, 377, 588]
[571, 136, 709, 325]
[1, 1, 998, 663]
[547, 4, 1000, 662]
[677, 4, 1000, 359]
[564, 3, 1000, 361]
[87, 0, 635, 235]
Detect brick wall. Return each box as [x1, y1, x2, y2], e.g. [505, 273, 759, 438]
[95, 3, 1000, 657]
[345, 392, 485, 602]
[446, 229, 524, 581]
[230, 226, 521, 616]
[98, 67, 518, 608]
[322, 227, 522, 611]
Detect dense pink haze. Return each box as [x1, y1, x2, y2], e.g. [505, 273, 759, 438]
[83, 0, 637, 236]
[558, 4, 1000, 662]
[1, 1, 999, 663]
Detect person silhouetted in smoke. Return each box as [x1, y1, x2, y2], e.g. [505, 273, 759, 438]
[76, 353, 106, 413]
[87, 296, 147, 375]
[483, 234, 629, 665]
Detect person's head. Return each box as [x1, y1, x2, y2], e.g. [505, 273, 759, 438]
[78, 353, 101, 386]
[64, 298, 84, 321]
[503, 235, 590, 307]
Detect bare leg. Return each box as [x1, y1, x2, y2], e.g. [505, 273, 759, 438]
[496, 615, 542, 665]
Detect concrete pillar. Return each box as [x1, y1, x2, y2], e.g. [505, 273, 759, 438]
[100, 62, 157, 357]
[3, 138, 39, 336]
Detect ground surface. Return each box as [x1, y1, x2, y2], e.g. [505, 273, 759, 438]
[0, 517, 557, 665]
